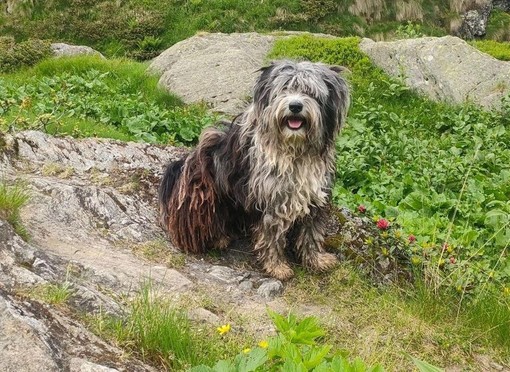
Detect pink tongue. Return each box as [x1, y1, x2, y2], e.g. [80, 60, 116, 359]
[288, 119, 303, 129]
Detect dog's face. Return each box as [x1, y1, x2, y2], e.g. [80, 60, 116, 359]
[252, 60, 350, 152]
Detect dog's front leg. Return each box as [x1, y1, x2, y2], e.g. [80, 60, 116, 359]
[293, 207, 338, 272]
[253, 214, 294, 281]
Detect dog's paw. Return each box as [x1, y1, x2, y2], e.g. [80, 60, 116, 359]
[213, 236, 231, 250]
[264, 262, 295, 281]
[307, 252, 338, 272]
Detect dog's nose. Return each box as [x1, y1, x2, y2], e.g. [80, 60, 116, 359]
[289, 101, 303, 113]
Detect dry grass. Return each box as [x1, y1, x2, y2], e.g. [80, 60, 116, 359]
[449, 17, 463, 33]
[449, 0, 491, 13]
[283, 266, 509, 371]
[396, 0, 424, 22]
[490, 28, 510, 42]
[131, 239, 186, 269]
[348, 0, 385, 22]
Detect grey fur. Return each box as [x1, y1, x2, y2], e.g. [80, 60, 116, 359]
[159, 60, 350, 280]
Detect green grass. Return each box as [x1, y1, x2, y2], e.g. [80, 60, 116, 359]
[36, 282, 73, 305]
[0, 56, 216, 144]
[285, 266, 510, 370]
[88, 282, 242, 371]
[0, 181, 30, 239]
[486, 9, 510, 42]
[471, 40, 510, 61]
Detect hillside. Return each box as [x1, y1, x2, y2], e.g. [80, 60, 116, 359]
[1, 0, 510, 60]
[1, 1, 510, 371]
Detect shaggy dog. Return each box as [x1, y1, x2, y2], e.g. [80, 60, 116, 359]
[159, 60, 350, 280]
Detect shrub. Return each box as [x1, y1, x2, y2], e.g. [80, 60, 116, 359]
[0, 37, 52, 72]
[395, 21, 424, 39]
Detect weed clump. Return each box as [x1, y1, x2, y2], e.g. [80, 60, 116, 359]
[0, 37, 52, 73]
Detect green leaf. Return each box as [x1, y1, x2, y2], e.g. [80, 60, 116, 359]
[330, 355, 350, 371]
[409, 355, 444, 372]
[212, 359, 234, 372]
[280, 359, 308, 372]
[189, 365, 214, 372]
[303, 345, 332, 369]
[235, 348, 267, 372]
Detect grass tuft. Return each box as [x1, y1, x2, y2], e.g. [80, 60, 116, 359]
[88, 281, 239, 370]
[0, 181, 30, 240]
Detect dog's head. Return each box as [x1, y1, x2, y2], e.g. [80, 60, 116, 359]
[251, 60, 350, 153]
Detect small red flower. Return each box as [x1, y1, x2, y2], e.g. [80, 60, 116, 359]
[450, 256, 456, 264]
[408, 234, 416, 243]
[376, 218, 390, 230]
[358, 205, 367, 213]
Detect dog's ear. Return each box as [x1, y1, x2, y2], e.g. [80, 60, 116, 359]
[253, 63, 276, 111]
[329, 65, 351, 75]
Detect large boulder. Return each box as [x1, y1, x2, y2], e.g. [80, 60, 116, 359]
[148, 32, 276, 115]
[360, 35, 510, 108]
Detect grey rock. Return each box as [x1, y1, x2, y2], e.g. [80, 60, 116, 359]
[69, 358, 119, 372]
[12, 130, 187, 175]
[257, 279, 284, 300]
[0, 294, 61, 372]
[360, 36, 510, 108]
[208, 265, 238, 283]
[148, 33, 276, 115]
[0, 127, 413, 371]
[0, 287, 153, 372]
[457, 4, 492, 39]
[238, 280, 254, 291]
[188, 307, 220, 325]
[51, 43, 105, 59]
[493, 0, 510, 11]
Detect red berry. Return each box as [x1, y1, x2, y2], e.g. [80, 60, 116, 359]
[358, 205, 367, 213]
[408, 235, 416, 243]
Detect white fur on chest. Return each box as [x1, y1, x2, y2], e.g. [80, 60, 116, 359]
[248, 146, 330, 221]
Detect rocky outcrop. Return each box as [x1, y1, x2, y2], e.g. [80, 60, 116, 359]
[457, 3, 493, 39]
[360, 35, 510, 108]
[148, 33, 276, 115]
[0, 129, 414, 370]
[51, 43, 105, 59]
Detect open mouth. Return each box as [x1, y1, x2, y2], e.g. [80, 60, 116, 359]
[285, 116, 306, 130]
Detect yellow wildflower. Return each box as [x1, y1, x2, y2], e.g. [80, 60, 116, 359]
[411, 256, 421, 266]
[243, 348, 251, 354]
[217, 324, 231, 335]
[258, 340, 269, 349]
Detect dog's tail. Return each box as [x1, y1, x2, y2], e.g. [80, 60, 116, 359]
[158, 158, 185, 231]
